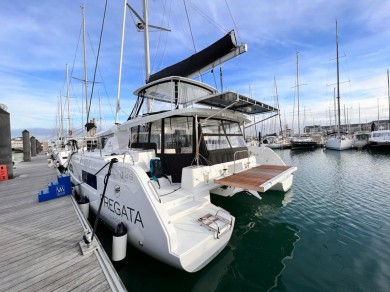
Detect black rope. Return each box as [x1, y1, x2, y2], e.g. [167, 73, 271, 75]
[87, 158, 118, 243]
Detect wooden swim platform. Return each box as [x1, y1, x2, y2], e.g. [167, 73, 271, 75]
[0, 154, 126, 292]
[214, 164, 296, 192]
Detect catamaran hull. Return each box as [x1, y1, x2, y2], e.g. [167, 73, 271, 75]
[68, 154, 233, 272]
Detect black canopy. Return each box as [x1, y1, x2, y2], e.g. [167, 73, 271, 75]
[148, 31, 240, 83]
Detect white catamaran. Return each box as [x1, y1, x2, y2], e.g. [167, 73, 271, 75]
[67, 1, 296, 272]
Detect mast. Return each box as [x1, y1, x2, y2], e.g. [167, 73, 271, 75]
[115, 0, 127, 124]
[333, 87, 337, 132]
[274, 77, 283, 135]
[296, 51, 301, 136]
[388, 69, 390, 129]
[82, 5, 88, 133]
[143, 0, 150, 82]
[59, 92, 63, 140]
[336, 20, 341, 137]
[66, 64, 70, 136]
[143, 0, 152, 112]
[99, 94, 102, 130]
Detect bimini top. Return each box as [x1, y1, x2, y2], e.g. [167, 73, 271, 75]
[197, 91, 277, 115]
[131, 76, 277, 118]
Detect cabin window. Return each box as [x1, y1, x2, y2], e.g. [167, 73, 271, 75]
[138, 124, 150, 143]
[150, 120, 162, 153]
[130, 124, 150, 145]
[201, 119, 245, 150]
[373, 132, 390, 138]
[163, 117, 193, 154]
[222, 120, 246, 148]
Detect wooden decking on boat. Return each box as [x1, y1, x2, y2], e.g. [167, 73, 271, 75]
[0, 154, 125, 292]
[214, 164, 295, 192]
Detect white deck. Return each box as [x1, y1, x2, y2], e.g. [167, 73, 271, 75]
[0, 154, 126, 292]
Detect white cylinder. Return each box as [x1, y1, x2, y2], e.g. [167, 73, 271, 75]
[78, 200, 89, 219]
[112, 233, 127, 262]
[112, 223, 127, 262]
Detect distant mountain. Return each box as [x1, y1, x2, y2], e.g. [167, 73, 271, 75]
[11, 128, 55, 142]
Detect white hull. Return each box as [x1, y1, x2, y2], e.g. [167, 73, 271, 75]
[368, 130, 390, 150]
[264, 143, 284, 149]
[68, 141, 294, 272]
[353, 140, 368, 149]
[69, 150, 236, 272]
[325, 137, 353, 150]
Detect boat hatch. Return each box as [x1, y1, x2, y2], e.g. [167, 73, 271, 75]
[214, 165, 296, 192]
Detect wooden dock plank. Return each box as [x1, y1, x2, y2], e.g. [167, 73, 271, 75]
[214, 164, 294, 192]
[0, 154, 126, 291]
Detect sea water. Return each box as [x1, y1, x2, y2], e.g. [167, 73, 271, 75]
[93, 148, 390, 291]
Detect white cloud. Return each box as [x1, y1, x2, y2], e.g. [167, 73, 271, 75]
[1, 0, 389, 137]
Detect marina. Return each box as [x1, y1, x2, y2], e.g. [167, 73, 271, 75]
[91, 147, 390, 291]
[0, 154, 125, 291]
[1, 1, 390, 291]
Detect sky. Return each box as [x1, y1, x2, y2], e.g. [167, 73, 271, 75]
[1, 0, 390, 140]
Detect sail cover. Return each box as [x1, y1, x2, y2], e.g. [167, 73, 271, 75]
[148, 30, 246, 83]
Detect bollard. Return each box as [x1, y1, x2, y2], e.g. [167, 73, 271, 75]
[22, 130, 31, 162]
[0, 107, 13, 178]
[30, 136, 37, 157]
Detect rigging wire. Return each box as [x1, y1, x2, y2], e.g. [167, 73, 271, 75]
[86, 26, 116, 123]
[154, 0, 172, 74]
[185, 1, 227, 34]
[224, 0, 243, 44]
[183, 0, 197, 54]
[87, 0, 108, 125]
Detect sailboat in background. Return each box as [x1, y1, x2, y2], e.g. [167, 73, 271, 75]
[290, 51, 316, 150]
[325, 21, 354, 150]
[262, 78, 290, 149]
[367, 69, 390, 151]
[50, 6, 97, 171]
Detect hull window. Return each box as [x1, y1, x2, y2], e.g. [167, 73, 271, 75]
[82, 170, 97, 189]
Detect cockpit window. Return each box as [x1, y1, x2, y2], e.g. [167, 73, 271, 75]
[164, 117, 193, 154]
[201, 119, 245, 151]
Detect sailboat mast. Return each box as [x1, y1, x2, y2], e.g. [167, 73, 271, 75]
[333, 87, 336, 131]
[66, 64, 70, 136]
[143, 0, 152, 113]
[274, 77, 283, 135]
[82, 5, 88, 131]
[387, 69, 390, 129]
[336, 20, 341, 137]
[143, 0, 150, 82]
[115, 0, 127, 124]
[296, 51, 301, 135]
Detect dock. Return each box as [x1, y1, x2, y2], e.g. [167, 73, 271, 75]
[0, 154, 126, 291]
